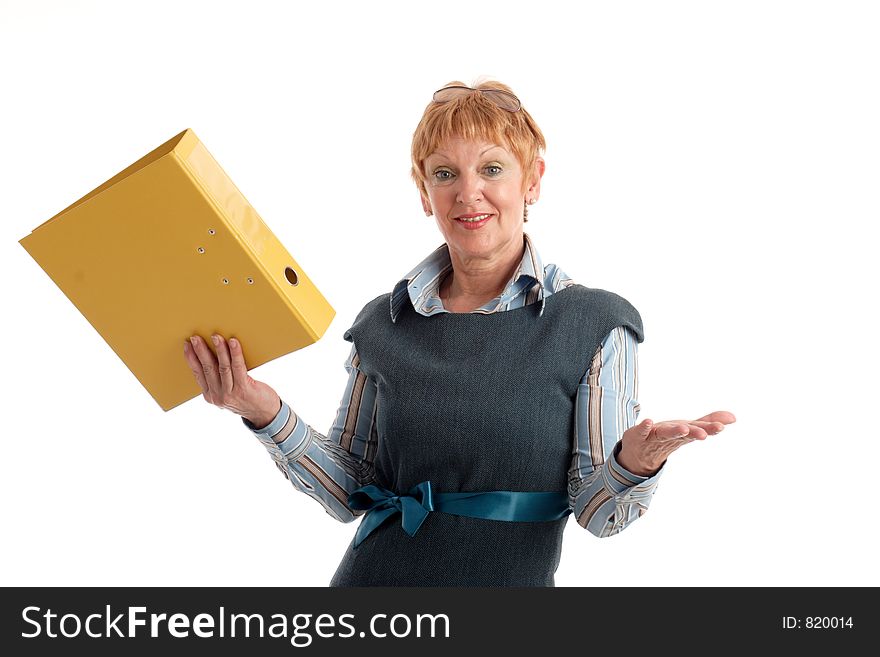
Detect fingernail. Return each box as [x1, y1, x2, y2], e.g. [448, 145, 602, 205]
[190, 337, 198, 346]
[211, 335, 219, 345]
[230, 338, 237, 348]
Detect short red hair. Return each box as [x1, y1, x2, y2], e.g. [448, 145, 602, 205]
[410, 78, 546, 199]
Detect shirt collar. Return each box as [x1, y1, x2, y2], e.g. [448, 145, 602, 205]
[390, 232, 547, 323]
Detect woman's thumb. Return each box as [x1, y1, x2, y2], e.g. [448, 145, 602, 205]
[641, 418, 654, 434]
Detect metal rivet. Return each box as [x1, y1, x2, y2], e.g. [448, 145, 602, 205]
[284, 267, 299, 286]
[222, 278, 229, 285]
[208, 229, 215, 235]
[197, 247, 205, 254]
[247, 277, 254, 284]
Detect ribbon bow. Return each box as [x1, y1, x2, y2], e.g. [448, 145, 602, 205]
[347, 481, 435, 547]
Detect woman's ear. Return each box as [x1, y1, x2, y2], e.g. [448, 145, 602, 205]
[420, 191, 433, 216]
[526, 157, 546, 200]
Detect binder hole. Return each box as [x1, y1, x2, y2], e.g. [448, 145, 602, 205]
[222, 278, 229, 285]
[284, 267, 299, 286]
[247, 277, 254, 284]
[208, 229, 215, 235]
[197, 247, 205, 254]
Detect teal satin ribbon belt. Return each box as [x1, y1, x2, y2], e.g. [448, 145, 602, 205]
[347, 480, 571, 547]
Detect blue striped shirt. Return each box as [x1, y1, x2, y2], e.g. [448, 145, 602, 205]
[244, 233, 664, 537]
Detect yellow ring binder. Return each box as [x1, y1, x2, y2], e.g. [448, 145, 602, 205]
[19, 128, 335, 412]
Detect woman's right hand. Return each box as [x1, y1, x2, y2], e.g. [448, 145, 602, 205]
[183, 333, 281, 428]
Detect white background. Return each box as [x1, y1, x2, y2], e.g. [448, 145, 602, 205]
[1, 0, 877, 587]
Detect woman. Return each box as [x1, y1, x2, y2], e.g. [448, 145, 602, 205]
[183, 80, 736, 586]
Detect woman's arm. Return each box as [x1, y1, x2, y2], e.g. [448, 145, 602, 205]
[244, 343, 377, 523]
[567, 326, 664, 538]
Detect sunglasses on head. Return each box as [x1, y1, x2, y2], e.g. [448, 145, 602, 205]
[432, 85, 522, 113]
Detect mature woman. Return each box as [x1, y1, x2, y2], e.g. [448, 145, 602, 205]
[183, 80, 735, 587]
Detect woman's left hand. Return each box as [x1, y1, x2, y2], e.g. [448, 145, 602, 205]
[616, 411, 737, 477]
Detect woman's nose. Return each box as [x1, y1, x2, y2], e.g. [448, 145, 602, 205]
[455, 172, 483, 205]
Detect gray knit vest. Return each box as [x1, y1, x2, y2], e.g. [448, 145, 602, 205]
[329, 283, 644, 587]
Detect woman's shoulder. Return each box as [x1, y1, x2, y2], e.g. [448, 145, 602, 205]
[343, 291, 393, 343]
[553, 281, 636, 307]
[358, 291, 393, 316]
[553, 283, 645, 343]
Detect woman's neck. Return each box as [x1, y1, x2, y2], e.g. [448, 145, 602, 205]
[440, 236, 525, 312]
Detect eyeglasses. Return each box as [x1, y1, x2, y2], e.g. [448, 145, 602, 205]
[432, 85, 522, 112]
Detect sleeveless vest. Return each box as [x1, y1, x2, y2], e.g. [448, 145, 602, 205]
[329, 283, 644, 586]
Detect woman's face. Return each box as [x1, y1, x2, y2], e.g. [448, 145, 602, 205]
[420, 136, 543, 263]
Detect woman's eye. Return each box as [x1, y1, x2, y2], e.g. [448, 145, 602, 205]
[485, 165, 503, 176]
[434, 170, 453, 181]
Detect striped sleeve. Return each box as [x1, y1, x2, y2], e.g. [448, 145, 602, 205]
[568, 326, 664, 538]
[243, 343, 377, 523]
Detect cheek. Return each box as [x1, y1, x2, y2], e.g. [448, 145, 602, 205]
[428, 188, 455, 209]
[495, 186, 523, 209]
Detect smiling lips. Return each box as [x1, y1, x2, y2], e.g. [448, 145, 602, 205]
[454, 213, 493, 228]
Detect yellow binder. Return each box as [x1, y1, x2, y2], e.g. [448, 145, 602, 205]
[19, 128, 335, 412]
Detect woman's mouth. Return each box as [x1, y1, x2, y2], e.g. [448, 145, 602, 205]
[454, 213, 493, 229]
